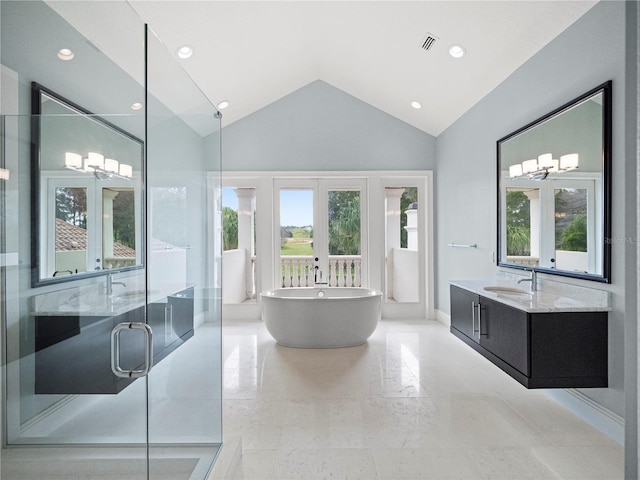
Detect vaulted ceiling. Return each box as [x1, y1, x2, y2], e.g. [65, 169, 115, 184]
[53, 1, 599, 136]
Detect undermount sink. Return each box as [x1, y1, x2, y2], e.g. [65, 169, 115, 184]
[483, 286, 531, 295]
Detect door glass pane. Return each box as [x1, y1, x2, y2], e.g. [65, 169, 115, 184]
[146, 21, 222, 478]
[55, 186, 88, 275]
[222, 187, 257, 304]
[328, 189, 361, 287]
[385, 187, 419, 303]
[280, 189, 314, 287]
[554, 187, 588, 272]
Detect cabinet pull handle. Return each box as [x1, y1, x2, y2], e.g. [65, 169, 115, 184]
[478, 303, 483, 336]
[110, 322, 154, 378]
[165, 304, 173, 341]
[471, 301, 475, 332]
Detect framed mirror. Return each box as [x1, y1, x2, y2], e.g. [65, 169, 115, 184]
[31, 82, 144, 287]
[497, 81, 611, 283]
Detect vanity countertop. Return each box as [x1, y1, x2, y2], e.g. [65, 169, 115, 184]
[32, 283, 195, 317]
[449, 279, 612, 313]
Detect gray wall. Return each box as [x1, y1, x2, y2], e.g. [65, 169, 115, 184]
[436, 1, 627, 417]
[222, 80, 436, 171]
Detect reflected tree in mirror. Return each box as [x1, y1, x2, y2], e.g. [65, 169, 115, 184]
[555, 188, 587, 252]
[506, 189, 531, 256]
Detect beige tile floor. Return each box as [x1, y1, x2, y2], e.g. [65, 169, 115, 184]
[222, 319, 623, 480]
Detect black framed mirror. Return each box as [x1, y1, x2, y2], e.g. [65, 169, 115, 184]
[31, 82, 144, 287]
[497, 81, 612, 283]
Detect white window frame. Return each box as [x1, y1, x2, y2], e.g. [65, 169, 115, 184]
[41, 171, 142, 278]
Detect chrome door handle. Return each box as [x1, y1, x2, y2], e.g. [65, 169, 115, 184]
[477, 303, 482, 336]
[110, 322, 153, 378]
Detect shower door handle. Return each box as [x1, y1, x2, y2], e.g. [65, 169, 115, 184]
[110, 322, 154, 378]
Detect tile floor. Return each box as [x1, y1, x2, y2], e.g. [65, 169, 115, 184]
[222, 319, 623, 480]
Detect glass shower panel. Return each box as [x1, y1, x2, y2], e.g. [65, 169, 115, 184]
[1, 0, 148, 478]
[145, 24, 223, 479]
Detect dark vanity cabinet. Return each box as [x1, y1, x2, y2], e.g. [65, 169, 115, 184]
[35, 307, 146, 394]
[35, 287, 194, 395]
[450, 285, 608, 388]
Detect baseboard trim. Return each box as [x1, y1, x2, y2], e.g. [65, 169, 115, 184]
[544, 388, 624, 445]
[435, 309, 450, 327]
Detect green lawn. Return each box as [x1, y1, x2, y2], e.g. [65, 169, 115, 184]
[280, 239, 313, 256]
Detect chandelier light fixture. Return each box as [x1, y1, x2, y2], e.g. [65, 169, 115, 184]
[65, 151, 132, 180]
[509, 153, 579, 181]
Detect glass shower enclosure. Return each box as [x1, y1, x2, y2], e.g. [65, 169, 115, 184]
[0, 1, 222, 478]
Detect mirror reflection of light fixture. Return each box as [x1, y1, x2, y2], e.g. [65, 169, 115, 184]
[0, 168, 9, 181]
[509, 152, 579, 181]
[65, 151, 132, 180]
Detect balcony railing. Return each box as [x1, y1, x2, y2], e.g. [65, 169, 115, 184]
[103, 257, 136, 269]
[281, 255, 362, 288]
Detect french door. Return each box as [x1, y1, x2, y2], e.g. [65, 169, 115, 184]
[274, 177, 368, 288]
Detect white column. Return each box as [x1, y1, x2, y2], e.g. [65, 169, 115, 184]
[385, 188, 404, 300]
[235, 188, 256, 299]
[523, 190, 540, 260]
[404, 207, 418, 251]
[102, 189, 119, 267]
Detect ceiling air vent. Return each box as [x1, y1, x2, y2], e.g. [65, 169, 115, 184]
[420, 33, 438, 51]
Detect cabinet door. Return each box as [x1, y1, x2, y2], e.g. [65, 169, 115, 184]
[478, 298, 529, 376]
[450, 286, 480, 342]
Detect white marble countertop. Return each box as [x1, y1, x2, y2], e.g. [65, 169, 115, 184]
[449, 279, 612, 313]
[32, 283, 194, 317]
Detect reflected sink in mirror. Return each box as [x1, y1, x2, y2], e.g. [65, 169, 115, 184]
[483, 286, 531, 295]
[111, 289, 160, 302]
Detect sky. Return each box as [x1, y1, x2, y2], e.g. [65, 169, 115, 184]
[222, 187, 313, 226]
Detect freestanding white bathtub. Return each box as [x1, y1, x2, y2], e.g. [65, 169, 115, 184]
[260, 287, 382, 348]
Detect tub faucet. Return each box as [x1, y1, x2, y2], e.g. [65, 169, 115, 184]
[517, 269, 538, 292]
[106, 272, 126, 295]
[314, 267, 327, 286]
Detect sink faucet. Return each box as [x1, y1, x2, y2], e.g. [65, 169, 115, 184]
[106, 273, 126, 295]
[517, 269, 538, 292]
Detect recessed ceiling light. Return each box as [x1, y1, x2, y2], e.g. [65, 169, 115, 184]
[449, 45, 465, 58]
[410, 101, 422, 109]
[57, 48, 74, 61]
[131, 102, 143, 111]
[217, 100, 230, 110]
[177, 45, 193, 59]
